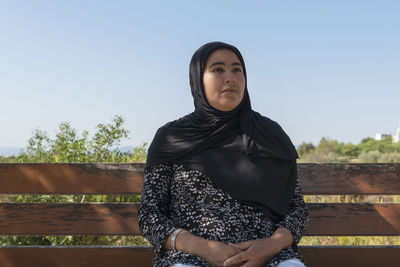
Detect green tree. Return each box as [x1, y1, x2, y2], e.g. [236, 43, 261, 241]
[16, 115, 144, 163]
[298, 136, 400, 163]
[297, 142, 315, 157]
[18, 128, 52, 162]
[358, 136, 396, 154]
[0, 156, 17, 163]
[1, 115, 148, 246]
[51, 122, 90, 162]
[92, 115, 129, 162]
[316, 137, 341, 155]
[341, 143, 361, 157]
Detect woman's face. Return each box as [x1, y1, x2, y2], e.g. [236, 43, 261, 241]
[203, 48, 245, 111]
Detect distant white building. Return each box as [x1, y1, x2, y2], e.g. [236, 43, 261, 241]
[375, 133, 392, 140]
[394, 122, 400, 143]
[375, 121, 400, 143]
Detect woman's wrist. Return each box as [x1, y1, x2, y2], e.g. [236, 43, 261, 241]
[175, 230, 208, 256]
[164, 228, 208, 257]
[163, 228, 188, 251]
[171, 228, 185, 251]
[270, 227, 294, 252]
[175, 230, 192, 252]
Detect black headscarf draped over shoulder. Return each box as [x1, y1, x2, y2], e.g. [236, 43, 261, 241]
[146, 41, 299, 221]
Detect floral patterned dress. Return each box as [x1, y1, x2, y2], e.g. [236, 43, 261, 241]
[139, 163, 309, 267]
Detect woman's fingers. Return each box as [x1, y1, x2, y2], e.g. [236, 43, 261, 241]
[223, 251, 248, 267]
[228, 241, 253, 251]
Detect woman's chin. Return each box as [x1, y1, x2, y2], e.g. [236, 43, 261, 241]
[210, 96, 242, 111]
[214, 103, 240, 111]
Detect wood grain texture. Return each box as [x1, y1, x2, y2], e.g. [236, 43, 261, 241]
[1, 203, 399, 236]
[298, 163, 400, 195]
[1, 163, 399, 194]
[0, 246, 154, 267]
[305, 203, 400, 235]
[299, 246, 400, 267]
[0, 163, 400, 266]
[0, 246, 399, 267]
[0, 163, 144, 194]
[0, 203, 140, 235]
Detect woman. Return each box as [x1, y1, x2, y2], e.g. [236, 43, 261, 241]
[139, 42, 309, 267]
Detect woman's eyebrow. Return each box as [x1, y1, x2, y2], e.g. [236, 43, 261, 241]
[208, 61, 242, 68]
[208, 62, 224, 68]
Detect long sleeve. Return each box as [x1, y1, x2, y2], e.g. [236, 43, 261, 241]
[138, 163, 177, 253]
[275, 164, 309, 245]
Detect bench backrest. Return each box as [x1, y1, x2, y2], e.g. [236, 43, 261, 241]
[0, 163, 399, 267]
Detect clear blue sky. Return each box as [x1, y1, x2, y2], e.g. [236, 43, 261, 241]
[1, 0, 399, 149]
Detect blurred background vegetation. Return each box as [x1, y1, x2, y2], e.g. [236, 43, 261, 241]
[1, 116, 399, 246]
[296, 136, 400, 246]
[0, 115, 149, 246]
[297, 136, 400, 163]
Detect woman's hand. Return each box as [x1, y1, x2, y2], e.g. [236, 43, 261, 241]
[223, 228, 294, 267]
[198, 239, 243, 267]
[222, 238, 279, 267]
[172, 231, 242, 267]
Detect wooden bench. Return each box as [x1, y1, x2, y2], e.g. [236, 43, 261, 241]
[0, 163, 399, 267]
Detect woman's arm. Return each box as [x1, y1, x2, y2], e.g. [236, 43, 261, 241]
[139, 163, 242, 265]
[164, 228, 243, 266]
[222, 227, 293, 267]
[138, 163, 177, 253]
[275, 164, 310, 246]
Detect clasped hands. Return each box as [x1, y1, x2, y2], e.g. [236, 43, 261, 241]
[171, 227, 292, 267]
[205, 238, 281, 267]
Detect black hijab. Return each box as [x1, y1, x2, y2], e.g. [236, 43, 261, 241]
[146, 42, 298, 221]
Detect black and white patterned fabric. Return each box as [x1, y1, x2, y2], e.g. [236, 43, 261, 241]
[139, 163, 309, 267]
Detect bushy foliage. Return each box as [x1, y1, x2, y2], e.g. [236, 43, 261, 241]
[298, 136, 400, 163]
[359, 150, 400, 163]
[358, 136, 400, 154]
[0, 115, 149, 246]
[297, 142, 315, 157]
[16, 115, 146, 163]
[0, 156, 17, 163]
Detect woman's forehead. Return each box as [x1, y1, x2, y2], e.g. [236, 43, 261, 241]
[205, 48, 241, 66]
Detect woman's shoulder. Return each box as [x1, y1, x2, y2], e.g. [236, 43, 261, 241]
[144, 162, 205, 179]
[252, 110, 286, 131]
[251, 110, 299, 159]
[144, 162, 174, 175]
[156, 113, 196, 132]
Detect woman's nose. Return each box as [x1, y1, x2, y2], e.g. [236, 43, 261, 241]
[225, 71, 236, 83]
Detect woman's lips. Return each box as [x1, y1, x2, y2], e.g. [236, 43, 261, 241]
[222, 88, 238, 94]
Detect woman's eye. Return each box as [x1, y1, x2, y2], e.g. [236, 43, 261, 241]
[233, 67, 242, 72]
[212, 67, 224, 72]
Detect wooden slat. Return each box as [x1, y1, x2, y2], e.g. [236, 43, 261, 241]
[0, 246, 399, 267]
[1, 163, 399, 266]
[298, 163, 400, 195]
[0, 246, 154, 267]
[1, 203, 399, 236]
[305, 203, 400, 235]
[0, 203, 140, 235]
[299, 246, 400, 267]
[1, 163, 400, 195]
[0, 163, 144, 194]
